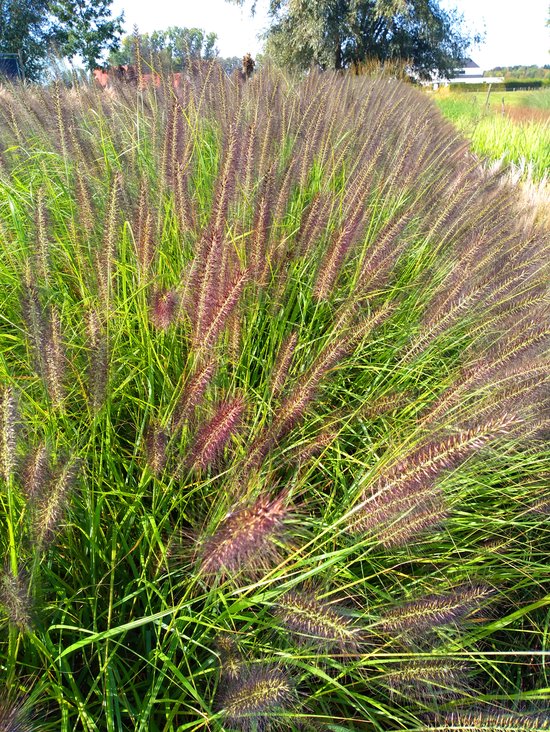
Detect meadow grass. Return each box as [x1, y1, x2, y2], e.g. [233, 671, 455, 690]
[434, 91, 550, 182]
[0, 66, 548, 731]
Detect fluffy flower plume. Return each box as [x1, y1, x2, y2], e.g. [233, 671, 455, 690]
[376, 584, 493, 636]
[0, 568, 33, 632]
[145, 424, 169, 477]
[21, 443, 50, 502]
[271, 331, 298, 398]
[186, 396, 245, 472]
[216, 635, 245, 681]
[34, 456, 81, 548]
[276, 590, 363, 652]
[0, 695, 34, 732]
[149, 288, 179, 330]
[173, 359, 218, 429]
[379, 659, 469, 701]
[425, 711, 550, 731]
[199, 492, 288, 578]
[350, 416, 518, 545]
[0, 386, 18, 483]
[217, 665, 294, 732]
[86, 307, 109, 412]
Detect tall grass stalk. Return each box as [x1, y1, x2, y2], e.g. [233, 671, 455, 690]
[0, 65, 548, 731]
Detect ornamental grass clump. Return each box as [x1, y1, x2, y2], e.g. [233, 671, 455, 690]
[0, 64, 548, 730]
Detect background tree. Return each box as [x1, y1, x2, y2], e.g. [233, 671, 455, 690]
[0, 0, 54, 79]
[227, 0, 481, 79]
[217, 55, 242, 75]
[109, 27, 218, 70]
[48, 0, 123, 71]
[0, 0, 123, 79]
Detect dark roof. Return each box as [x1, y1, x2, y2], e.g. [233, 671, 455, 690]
[462, 58, 480, 69]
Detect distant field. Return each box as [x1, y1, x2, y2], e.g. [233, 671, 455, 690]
[433, 88, 550, 182]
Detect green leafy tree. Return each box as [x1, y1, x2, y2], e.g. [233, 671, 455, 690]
[0, 0, 53, 79]
[48, 0, 124, 71]
[0, 0, 123, 79]
[109, 27, 218, 70]
[227, 0, 481, 79]
[218, 55, 242, 75]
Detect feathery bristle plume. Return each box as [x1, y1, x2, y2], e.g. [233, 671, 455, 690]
[276, 590, 363, 652]
[134, 183, 156, 277]
[314, 209, 365, 300]
[216, 635, 245, 681]
[86, 307, 109, 412]
[96, 173, 121, 308]
[199, 492, 288, 578]
[173, 359, 217, 429]
[379, 659, 469, 701]
[351, 417, 516, 545]
[0, 386, 18, 484]
[243, 302, 393, 474]
[271, 331, 298, 398]
[376, 494, 449, 549]
[145, 424, 169, 477]
[186, 396, 245, 472]
[0, 567, 33, 632]
[199, 268, 250, 352]
[34, 456, 81, 548]
[362, 390, 415, 419]
[424, 711, 550, 731]
[34, 188, 50, 284]
[291, 429, 336, 465]
[20, 264, 46, 377]
[0, 695, 34, 732]
[217, 664, 294, 732]
[21, 444, 49, 502]
[376, 584, 493, 636]
[358, 209, 412, 295]
[149, 288, 179, 331]
[295, 190, 335, 257]
[43, 305, 65, 407]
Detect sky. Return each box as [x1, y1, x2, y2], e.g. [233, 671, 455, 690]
[109, 0, 550, 70]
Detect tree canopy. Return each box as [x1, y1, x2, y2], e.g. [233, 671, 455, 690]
[0, 0, 123, 80]
[108, 27, 218, 70]
[227, 0, 480, 79]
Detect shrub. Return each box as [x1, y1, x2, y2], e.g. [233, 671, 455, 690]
[0, 65, 548, 730]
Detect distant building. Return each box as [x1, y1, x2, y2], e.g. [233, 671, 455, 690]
[425, 59, 503, 89]
[448, 59, 503, 85]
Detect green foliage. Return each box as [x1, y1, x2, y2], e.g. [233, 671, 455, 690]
[449, 80, 550, 93]
[0, 0, 123, 79]
[218, 55, 243, 75]
[0, 0, 55, 80]
[484, 65, 550, 80]
[0, 65, 548, 730]
[108, 26, 218, 69]
[48, 0, 124, 71]
[434, 92, 550, 181]
[228, 0, 480, 78]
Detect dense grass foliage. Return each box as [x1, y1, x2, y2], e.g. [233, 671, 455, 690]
[0, 67, 549, 731]
[434, 91, 550, 182]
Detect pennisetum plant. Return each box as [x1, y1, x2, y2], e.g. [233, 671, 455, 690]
[0, 62, 547, 731]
